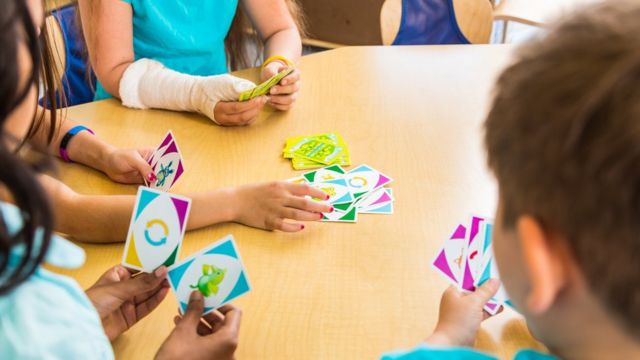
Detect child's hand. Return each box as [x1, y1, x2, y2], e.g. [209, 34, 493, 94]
[102, 147, 156, 184]
[426, 279, 502, 347]
[85, 265, 170, 341]
[229, 181, 333, 232]
[156, 292, 241, 360]
[261, 62, 301, 111]
[213, 96, 268, 126]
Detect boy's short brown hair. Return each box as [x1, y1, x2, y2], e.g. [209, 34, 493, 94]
[485, 1, 640, 335]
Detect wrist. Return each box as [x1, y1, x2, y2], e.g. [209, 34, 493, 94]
[425, 329, 454, 347]
[224, 187, 242, 223]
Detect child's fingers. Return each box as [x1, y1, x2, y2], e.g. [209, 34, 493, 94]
[269, 93, 298, 106]
[270, 80, 300, 96]
[279, 69, 301, 86]
[282, 208, 323, 221]
[277, 220, 305, 232]
[180, 291, 206, 328]
[285, 196, 332, 214]
[134, 285, 170, 320]
[287, 182, 328, 199]
[224, 97, 266, 114]
[128, 151, 155, 183]
[473, 279, 501, 305]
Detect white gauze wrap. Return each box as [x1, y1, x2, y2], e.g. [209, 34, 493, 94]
[119, 59, 255, 124]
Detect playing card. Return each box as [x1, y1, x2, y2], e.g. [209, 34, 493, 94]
[167, 235, 251, 315]
[122, 187, 191, 272]
[358, 201, 394, 215]
[303, 164, 346, 183]
[147, 131, 175, 169]
[150, 136, 185, 191]
[475, 222, 510, 305]
[312, 178, 354, 205]
[321, 203, 358, 222]
[345, 164, 393, 200]
[239, 68, 295, 101]
[293, 139, 344, 165]
[356, 188, 393, 209]
[460, 216, 486, 291]
[432, 223, 467, 285]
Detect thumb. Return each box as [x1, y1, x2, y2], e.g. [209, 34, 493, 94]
[131, 150, 156, 184]
[181, 291, 205, 328]
[111, 266, 167, 299]
[473, 278, 501, 305]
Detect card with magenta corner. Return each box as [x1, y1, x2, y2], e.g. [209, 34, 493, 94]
[432, 223, 467, 285]
[460, 215, 487, 292]
[149, 135, 185, 191]
[122, 187, 191, 273]
[345, 164, 393, 200]
[167, 235, 251, 315]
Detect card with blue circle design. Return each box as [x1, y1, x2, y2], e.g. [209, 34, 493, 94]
[122, 187, 191, 273]
[167, 235, 251, 315]
[345, 164, 393, 200]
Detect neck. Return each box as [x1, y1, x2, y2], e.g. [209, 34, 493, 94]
[540, 287, 640, 359]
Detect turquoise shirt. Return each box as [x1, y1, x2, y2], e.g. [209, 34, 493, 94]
[0, 202, 113, 359]
[95, 0, 239, 100]
[382, 344, 557, 360]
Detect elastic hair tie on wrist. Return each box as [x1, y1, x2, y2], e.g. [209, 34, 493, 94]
[262, 55, 294, 70]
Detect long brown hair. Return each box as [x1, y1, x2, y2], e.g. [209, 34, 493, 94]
[225, 0, 307, 71]
[0, 0, 56, 295]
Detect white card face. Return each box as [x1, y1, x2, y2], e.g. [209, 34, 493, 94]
[303, 165, 345, 183]
[345, 164, 393, 200]
[432, 224, 467, 285]
[150, 143, 184, 191]
[356, 188, 393, 210]
[460, 216, 486, 291]
[148, 131, 175, 168]
[167, 235, 251, 315]
[122, 187, 192, 272]
[313, 178, 354, 205]
[321, 203, 358, 222]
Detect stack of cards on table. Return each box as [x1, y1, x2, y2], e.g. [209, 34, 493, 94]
[431, 216, 512, 315]
[239, 68, 295, 102]
[289, 164, 394, 222]
[146, 131, 185, 192]
[122, 187, 251, 315]
[283, 132, 351, 170]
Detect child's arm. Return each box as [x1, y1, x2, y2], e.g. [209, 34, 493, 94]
[244, 0, 303, 111]
[426, 280, 501, 347]
[76, 0, 265, 126]
[40, 175, 331, 243]
[30, 106, 155, 184]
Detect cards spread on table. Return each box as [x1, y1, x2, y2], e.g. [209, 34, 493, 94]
[431, 216, 511, 315]
[167, 235, 251, 315]
[287, 164, 394, 223]
[283, 132, 350, 170]
[239, 67, 295, 102]
[122, 187, 192, 272]
[146, 131, 185, 191]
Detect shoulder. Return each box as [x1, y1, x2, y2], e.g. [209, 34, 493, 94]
[382, 344, 497, 360]
[0, 269, 113, 359]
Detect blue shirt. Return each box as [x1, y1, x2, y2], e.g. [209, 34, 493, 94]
[95, 0, 239, 100]
[0, 202, 113, 359]
[382, 344, 557, 360]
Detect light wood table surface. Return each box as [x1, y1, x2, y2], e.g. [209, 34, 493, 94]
[58, 45, 546, 359]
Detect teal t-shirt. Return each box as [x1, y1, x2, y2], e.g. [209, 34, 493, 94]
[95, 0, 239, 100]
[0, 202, 113, 359]
[382, 344, 557, 360]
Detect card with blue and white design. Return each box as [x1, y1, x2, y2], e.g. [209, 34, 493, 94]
[122, 187, 191, 273]
[313, 178, 354, 205]
[357, 188, 394, 214]
[167, 235, 251, 315]
[147, 131, 185, 192]
[344, 164, 393, 200]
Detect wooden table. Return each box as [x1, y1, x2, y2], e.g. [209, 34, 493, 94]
[59, 45, 545, 359]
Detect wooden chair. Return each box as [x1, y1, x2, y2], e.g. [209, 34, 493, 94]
[380, 0, 494, 45]
[493, 0, 597, 43]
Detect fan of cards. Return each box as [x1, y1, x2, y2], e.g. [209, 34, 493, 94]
[290, 164, 394, 222]
[239, 67, 295, 102]
[145, 131, 185, 192]
[283, 132, 351, 170]
[432, 216, 513, 314]
[121, 186, 251, 315]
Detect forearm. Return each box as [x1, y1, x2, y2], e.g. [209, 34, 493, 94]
[263, 28, 301, 63]
[30, 106, 115, 172]
[41, 174, 237, 243]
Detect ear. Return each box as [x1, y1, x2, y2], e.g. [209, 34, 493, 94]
[517, 216, 567, 315]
